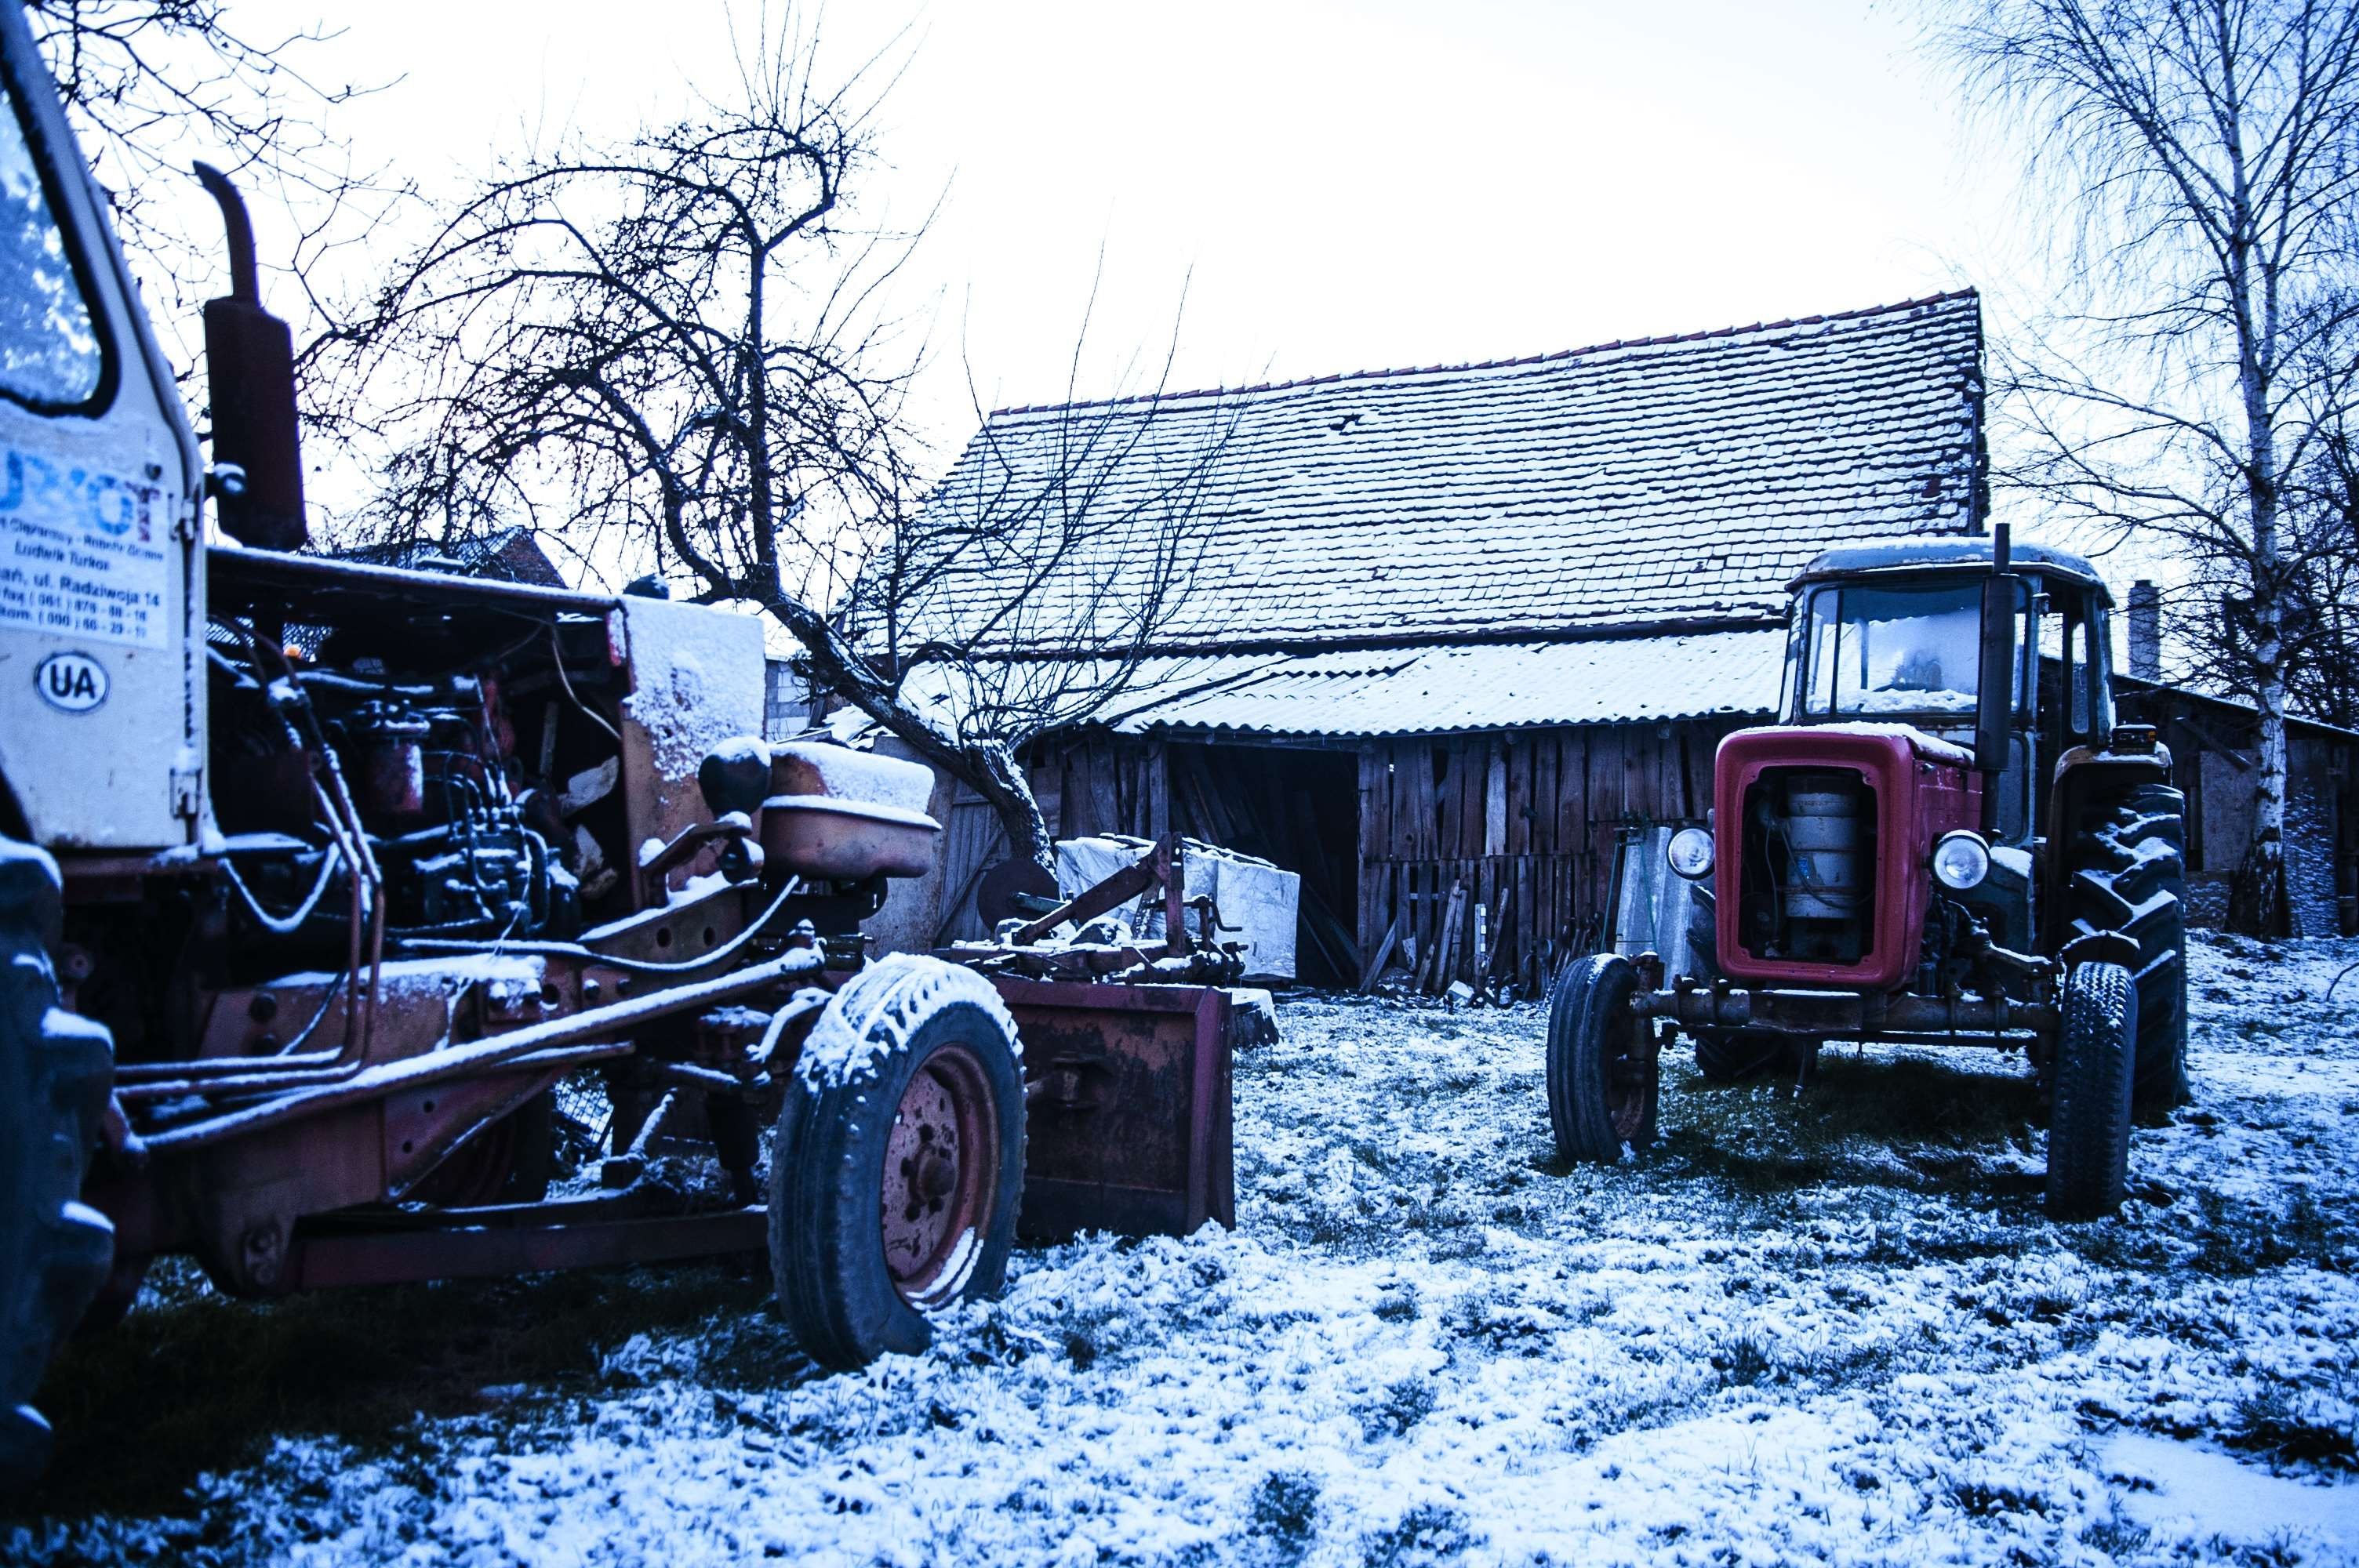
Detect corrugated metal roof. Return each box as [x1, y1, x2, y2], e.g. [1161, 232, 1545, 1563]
[900, 292, 1983, 652]
[1088, 628, 1787, 737]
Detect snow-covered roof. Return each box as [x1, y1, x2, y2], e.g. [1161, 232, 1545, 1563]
[909, 292, 1984, 653]
[1006, 628, 1784, 739]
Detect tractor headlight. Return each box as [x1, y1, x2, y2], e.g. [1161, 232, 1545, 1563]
[1932, 830, 1991, 891]
[1667, 826, 1715, 880]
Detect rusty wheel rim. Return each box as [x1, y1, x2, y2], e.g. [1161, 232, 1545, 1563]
[1604, 1014, 1658, 1143]
[881, 1041, 999, 1308]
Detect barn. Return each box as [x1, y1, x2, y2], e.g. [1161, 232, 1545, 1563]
[848, 288, 2356, 981]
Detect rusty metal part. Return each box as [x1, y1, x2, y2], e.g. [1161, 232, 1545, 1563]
[881, 1040, 1001, 1307]
[1641, 983, 2057, 1039]
[292, 1205, 767, 1290]
[759, 797, 937, 881]
[136, 949, 821, 1155]
[635, 815, 758, 906]
[1011, 834, 1188, 954]
[998, 977, 1234, 1243]
[601, 1085, 679, 1188]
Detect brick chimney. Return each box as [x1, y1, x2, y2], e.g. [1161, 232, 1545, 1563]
[2127, 579, 2161, 681]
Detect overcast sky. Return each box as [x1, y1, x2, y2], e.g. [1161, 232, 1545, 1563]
[206, 0, 2010, 464]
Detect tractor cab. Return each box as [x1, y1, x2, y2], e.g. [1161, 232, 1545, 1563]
[1779, 536, 2118, 851]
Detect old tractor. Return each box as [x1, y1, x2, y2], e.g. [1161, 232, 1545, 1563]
[0, 8, 1235, 1485]
[1547, 528, 2188, 1219]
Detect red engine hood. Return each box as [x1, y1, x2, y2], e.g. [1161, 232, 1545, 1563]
[1713, 723, 1981, 991]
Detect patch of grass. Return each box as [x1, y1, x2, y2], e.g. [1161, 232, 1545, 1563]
[2080, 1502, 2150, 1556]
[2224, 1389, 2359, 1472]
[1372, 1283, 1419, 1323]
[1713, 1335, 1772, 1388]
[1361, 1502, 1477, 1566]
[11, 1256, 771, 1522]
[1249, 1468, 1321, 1557]
[1359, 1376, 1438, 1439]
[1948, 1478, 2048, 1517]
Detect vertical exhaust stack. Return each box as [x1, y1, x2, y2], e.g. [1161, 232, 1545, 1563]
[194, 162, 307, 552]
[1974, 522, 2020, 836]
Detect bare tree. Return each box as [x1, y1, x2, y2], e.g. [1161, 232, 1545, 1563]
[1944, 0, 2359, 934]
[24, 1, 389, 363]
[321, 10, 1233, 869]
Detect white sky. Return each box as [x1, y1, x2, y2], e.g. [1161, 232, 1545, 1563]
[122, 1, 2184, 622]
[210, 0, 2012, 461]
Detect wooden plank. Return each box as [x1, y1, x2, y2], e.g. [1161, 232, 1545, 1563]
[1485, 742, 1510, 858]
[1146, 741, 1171, 840]
[1558, 731, 1586, 858]
[1360, 910, 1402, 992]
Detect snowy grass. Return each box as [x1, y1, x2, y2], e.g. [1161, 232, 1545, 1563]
[7, 931, 2356, 1566]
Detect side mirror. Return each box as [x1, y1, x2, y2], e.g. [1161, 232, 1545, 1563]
[194, 162, 306, 551]
[1974, 573, 2020, 776]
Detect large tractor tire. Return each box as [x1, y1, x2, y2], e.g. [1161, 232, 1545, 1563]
[770, 956, 1025, 1370]
[1545, 954, 1658, 1164]
[2046, 960, 2136, 1219]
[0, 841, 114, 1485]
[2065, 780, 2190, 1113]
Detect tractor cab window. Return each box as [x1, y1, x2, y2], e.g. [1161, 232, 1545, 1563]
[1799, 579, 1988, 717]
[0, 67, 105, 410]
[2041, 597, 2117, 747]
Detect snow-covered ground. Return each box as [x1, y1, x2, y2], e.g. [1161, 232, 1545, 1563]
[11, 932, 2357, 1566]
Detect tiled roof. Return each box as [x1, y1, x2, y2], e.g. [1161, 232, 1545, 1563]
[332, 526, 569, 588]
[905, 291, 1984, 652]
[1089, 629, 1787, 737]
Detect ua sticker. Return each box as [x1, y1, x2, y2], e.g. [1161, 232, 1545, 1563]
[35, 651, 107, 713]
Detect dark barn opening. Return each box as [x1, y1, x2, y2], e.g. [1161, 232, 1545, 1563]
[1166, 742, 1361, 985]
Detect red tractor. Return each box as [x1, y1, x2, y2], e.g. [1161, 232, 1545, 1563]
[1547, 529, 2188, 1218]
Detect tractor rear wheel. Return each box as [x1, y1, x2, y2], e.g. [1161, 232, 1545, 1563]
[1546, 954, 1657, 1163]
[2065, 781, 2190, 1113]
[0, 841, 114, 1486]
[2046, 960, 2136, 1220]
[769, 956, 1025, 1370]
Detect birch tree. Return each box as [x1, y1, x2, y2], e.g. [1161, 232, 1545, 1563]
[1946, 0, 2359, 933]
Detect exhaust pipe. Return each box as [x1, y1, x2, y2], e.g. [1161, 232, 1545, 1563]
[1974, 521, 2019, 836]
[194, 161, 307, 552]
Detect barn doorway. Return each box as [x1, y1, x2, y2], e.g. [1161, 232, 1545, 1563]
[1165, 742, 1361, 986]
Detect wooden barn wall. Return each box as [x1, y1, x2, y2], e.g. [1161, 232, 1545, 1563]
[930, 741, 1165, 944]
[1023, 720, 1742, 988]
[2117, 688, 2357, 936]
[1353, 720, 1740, 992]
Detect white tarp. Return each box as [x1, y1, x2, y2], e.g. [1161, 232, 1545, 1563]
[1055, 834, 1300, 983]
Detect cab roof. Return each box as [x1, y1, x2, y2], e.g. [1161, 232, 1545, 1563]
[1788, 535, 2110, 603]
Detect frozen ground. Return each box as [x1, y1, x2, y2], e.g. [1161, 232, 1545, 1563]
[7, 931, 2356, 1566]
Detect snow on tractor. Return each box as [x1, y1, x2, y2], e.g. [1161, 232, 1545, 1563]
[1547, 526, 2188, 1220]
[0, 9, 1235, 1486]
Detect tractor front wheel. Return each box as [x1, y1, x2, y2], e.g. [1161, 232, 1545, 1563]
[769, 956, 1026, 1370]
[1546, 954, 1658, 1164]
[2046, 960, 2136, 1220]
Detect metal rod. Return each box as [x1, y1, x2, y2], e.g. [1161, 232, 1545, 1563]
[139, 949, 822, 1154]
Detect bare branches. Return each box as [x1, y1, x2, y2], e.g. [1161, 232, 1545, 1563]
[1943, 0, 2359, 932]
[24, 1, 397, 367]
[323, 6, 1234, 870]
